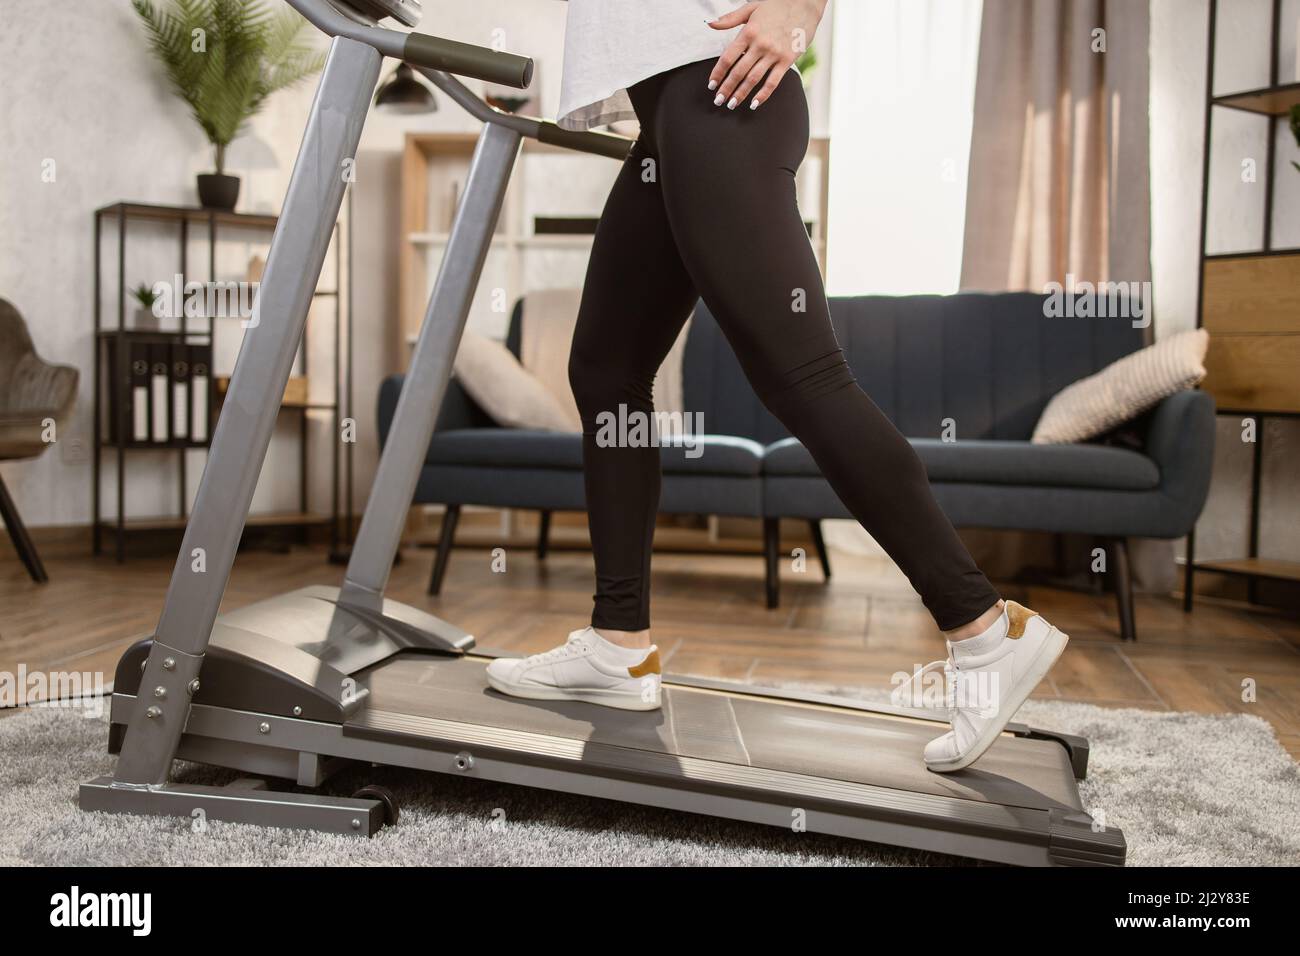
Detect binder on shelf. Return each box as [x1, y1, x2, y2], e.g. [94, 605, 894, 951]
[190, 344, 211, 444]
[104, 337, 151, 444]
[130, 344, 150, 443]
[171, 344, 190, 442]
[149, 343, 170, 443]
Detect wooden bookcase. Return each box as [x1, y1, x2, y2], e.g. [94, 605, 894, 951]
[1186, 0, 1300, 605]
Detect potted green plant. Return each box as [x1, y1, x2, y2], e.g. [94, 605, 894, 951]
[130, 283, 162, 329]
[132, 0, 325, 210]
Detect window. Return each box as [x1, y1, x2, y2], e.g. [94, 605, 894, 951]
[826, 0, 984, 295]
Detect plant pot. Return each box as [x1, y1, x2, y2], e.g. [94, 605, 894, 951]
[134, 306, 160, 331]
[196, 173, 240, 211]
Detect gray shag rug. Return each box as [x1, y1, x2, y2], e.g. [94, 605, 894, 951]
[2, 693, 1297, 867]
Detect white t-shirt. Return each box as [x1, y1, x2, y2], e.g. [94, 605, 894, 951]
[556, 0, 742, 131]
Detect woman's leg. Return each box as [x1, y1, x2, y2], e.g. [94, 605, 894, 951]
[483, 137, 691, 711]
[638, 60, 1000, 631]
[568, 137, 699, 638]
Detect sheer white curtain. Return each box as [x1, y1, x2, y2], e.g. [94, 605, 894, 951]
[826, 0, 983, 295]
[821, 0, 982, 558]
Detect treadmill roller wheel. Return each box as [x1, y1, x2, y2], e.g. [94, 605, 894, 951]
[353, 785, 400, 827]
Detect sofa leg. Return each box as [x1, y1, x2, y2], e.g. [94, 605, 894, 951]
[1183, 528, 1195, 613]
[0, 473, 48, 584]
[537, 509, 551, 561]
[808, 519, 831, 581]
[1112, 537, 1136, 642]
[763, 517, 780, 609]
[428, 504, 461, 596]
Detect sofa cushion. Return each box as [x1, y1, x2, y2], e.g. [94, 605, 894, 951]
[428, 429, 584, 469]
[763, 436, 1160, 491]
[763, 475, 1194, 537]
[427, 429, 764, 477]
[660, 435, 765, 476]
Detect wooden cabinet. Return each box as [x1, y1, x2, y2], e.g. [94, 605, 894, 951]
[1201, 252, 1300, 413]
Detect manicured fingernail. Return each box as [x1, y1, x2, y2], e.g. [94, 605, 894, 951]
[750, 98, 760, 110]
[727, 97, 737, 110]
[713, 93, 724, 106]
[708, 80, 717, 91]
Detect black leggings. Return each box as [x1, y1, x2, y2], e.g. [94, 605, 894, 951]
[568, 58, 999, 633]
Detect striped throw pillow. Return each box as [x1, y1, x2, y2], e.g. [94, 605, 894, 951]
[1031, 329, 1209, 444]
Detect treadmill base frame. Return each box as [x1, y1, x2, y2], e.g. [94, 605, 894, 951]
[92, 688, 1126, 867]
[80, 775, 386, 836]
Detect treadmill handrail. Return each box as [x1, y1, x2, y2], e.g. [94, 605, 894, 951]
[287, 0, 532, 88]
[415, 66, 634, 161]
[291, 1, 631, 160]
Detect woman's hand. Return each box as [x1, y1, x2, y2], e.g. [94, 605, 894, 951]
[707, 0, 827, 110]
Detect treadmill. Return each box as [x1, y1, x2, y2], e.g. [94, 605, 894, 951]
[80, 0, 1127, 868]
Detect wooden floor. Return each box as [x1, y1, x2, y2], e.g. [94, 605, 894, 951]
[3, 537, 1299, 758]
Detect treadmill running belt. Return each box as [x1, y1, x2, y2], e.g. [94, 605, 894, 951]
[353, 655, 1082, 814]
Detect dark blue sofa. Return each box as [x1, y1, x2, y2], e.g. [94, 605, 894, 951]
[379, 292, 1215, 640]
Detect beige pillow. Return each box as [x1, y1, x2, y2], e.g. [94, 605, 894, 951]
[519, 288, 691, 427]
[519, 289, 583, 428]
[453, 329, 581, 431]
[1031, 328, 1209, 444]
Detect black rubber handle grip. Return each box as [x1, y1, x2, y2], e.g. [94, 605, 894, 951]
[537, 121, 635, 161]
[404, 33, 533, 89]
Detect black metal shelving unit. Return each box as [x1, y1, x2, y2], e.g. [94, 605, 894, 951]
[1185, 0, 1300, 608]
[92, 200, 354, 561]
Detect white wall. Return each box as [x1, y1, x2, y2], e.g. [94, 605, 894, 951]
[0, 0, 568, 530]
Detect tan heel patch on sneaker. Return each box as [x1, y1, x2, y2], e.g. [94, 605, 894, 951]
[1006, 601, 1039, 638]
[628, 649, 661, 678]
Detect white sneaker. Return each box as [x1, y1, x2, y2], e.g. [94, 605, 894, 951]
[891, 601, 1068, 773]
[485, 627, 662, 711]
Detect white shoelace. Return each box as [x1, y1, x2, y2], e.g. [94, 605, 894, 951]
[892, 658, 960, 711]
[524, 632, 590, 666]
[893, 656, 999, 722]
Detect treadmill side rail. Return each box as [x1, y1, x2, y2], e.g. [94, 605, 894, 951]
[1008, 725, 1091, 780]
[80, 776, 385, 837]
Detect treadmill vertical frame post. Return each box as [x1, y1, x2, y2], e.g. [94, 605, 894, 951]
[339, 121, 521, 611]
[111, 36, 383, 788]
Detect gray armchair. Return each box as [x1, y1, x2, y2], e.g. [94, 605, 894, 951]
[0, 298, 79, 582]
